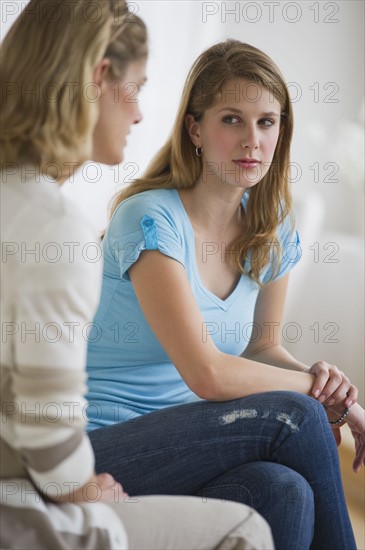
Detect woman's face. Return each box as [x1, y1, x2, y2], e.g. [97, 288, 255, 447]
[93, 59, 147, 165]
[187, 78, 282, 190]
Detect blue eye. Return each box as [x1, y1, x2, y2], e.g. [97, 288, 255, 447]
[222, 115, 240, 125]
[259, 118, 275, 127]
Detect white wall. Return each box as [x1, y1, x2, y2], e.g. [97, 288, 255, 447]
[2, 1, 364, 402]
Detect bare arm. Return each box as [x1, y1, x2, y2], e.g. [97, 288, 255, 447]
[129, 251, 315, 401]
[242, 273, 357, 406]
[242, 274, 309, 372]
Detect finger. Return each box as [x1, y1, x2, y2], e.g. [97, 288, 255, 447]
[97, 473, 118, 490]
[344, 385, 358, 408]
[352, 446, 365, 473]
[325, 377, 350, 406]
[353, 455, 362, 473]
[311, 370, 330, 399]
[318, 370, 343, 403]
[98, 472, 114, 483]
[115, 482, 128, 496]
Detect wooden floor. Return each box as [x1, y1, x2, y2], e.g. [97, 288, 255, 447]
[338, 425, 365, 550]
[347, 500, 365, 550]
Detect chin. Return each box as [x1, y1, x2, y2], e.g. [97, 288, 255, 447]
[109, 154, 124, 165]
[103, 155, 125, 166]
[239, 175, 263, 187]
[91, 147, 124, 165]
[111, 147, 125, 165]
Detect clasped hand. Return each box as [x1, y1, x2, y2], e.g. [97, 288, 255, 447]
[308, 361, 356, 408]
[308, 360, 364, 472]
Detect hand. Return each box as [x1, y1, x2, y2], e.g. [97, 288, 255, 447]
[54, 472, 128, 504]
[309, 361, 357, 408]
[344, 403, 365, 473]
[79, 472, 129, 503]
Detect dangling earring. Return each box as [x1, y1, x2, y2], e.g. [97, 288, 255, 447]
[195, 146, 203, 157]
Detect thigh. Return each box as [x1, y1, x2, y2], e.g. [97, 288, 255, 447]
[107, 495, 274, 550]
[88, 391, 324, 495]
[90, 392, 355, 549]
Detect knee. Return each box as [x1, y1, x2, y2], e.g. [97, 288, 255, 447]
[275, 468, 315, 515]
[262, 391, 327, 422]
[240, 390, 324, 414]
[239, 462, 315, 517]
[216, 391, 328, 434]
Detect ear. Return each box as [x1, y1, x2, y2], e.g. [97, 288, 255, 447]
[185, 114, 201, 147]
[93, 58, 112, 88]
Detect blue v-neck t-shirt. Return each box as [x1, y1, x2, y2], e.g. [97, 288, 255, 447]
[86, 188, 301, 430]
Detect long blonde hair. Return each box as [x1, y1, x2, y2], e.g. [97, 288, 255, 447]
[0, 0, 147, 180]
[111, 40, 294, 284]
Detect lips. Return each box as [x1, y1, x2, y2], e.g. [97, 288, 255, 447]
[233, 158, 261, 169]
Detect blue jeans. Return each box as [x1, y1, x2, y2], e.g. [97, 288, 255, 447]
[88, 391, 356, 550]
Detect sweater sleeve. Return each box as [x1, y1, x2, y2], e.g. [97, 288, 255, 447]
[10, 210, 102, 498]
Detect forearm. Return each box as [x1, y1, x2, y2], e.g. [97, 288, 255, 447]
[242, 344, 309, 373]
[201, 350, 316, 401]
[347, 403, 365, 424]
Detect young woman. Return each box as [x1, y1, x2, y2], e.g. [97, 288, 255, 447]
[86, 40, 365, 549]
[0, 3, 274, 549]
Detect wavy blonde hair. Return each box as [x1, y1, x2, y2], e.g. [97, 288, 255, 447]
[0, 0, 147, 179]
[111, 40, 294, 284]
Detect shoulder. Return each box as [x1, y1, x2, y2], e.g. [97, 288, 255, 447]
[104, 189, 186, 278]
[1, 172, 98, 245]
[108, 188, 183, 238]
[112, 188, 180, 218]
[1, 173, 101, 292]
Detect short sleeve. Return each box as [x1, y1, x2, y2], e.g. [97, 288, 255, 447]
[106, 192, 185, 280]
[261, 213, 302, 284]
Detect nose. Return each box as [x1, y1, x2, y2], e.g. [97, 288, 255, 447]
[241, 124, 259, 150]
[132, 102, 143, 125]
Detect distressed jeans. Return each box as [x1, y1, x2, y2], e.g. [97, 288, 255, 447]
[88, 391, 356, 550]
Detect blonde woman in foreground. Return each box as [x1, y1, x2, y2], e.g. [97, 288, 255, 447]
[0, 1, 273, 548]
[86, 39, 364, 550]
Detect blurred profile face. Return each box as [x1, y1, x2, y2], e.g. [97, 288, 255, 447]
[93, 59, 147, 165]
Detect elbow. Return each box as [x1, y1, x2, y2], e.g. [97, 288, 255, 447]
[188, 362, 221, 401]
